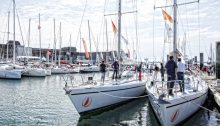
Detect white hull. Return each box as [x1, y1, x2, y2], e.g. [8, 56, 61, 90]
[22, 68, 46, 77]
[64, 80, 146, 115]
[51, 67, 69, 74]
[80, 66, 100, 73]
[0, 69, 22, 79]
[45, 69, 52, 76]
[68, 68, 79, 73]
[146, 76, 208, 126]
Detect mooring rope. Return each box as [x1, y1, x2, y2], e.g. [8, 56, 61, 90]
[180, 95, 220, 116]
[94, 89, 149, 99]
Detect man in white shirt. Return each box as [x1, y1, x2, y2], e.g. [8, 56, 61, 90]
[177, 58, 186, 92]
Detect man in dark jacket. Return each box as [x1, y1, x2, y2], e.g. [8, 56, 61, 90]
[112, 60, 119, 79]
[100, 60, 106, 82]
[165, 56, 177, 96]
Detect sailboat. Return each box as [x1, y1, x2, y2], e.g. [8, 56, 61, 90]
[146, 0, 208, 126]
[0, 0, 22, 79]
[22, 16, 47, 77]
[64, 0, 146, 115]
[79, 20, 100, 73]
[51, 22, 69, 74]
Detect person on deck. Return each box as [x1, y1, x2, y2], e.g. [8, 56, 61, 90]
[160, 63, 165, 81]
[153, 65, 159, 81]
[177, 58, 186, 92]
[112, 60, 119, 79]
[165, 56, 178, 96]
[100, 60, 106, 83]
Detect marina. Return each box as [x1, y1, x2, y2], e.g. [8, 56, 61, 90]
[0, 73, 220, 126]
[1, 0, 220, 125]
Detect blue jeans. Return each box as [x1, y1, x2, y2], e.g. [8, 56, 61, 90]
[167, 75, 175, 95]
[177, 72, 184, 92]
[112, 69, 118, 79]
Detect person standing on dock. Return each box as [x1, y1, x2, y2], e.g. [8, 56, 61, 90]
[165, 56, 178, 96]
[100, 60, 106, 83]
[112, 60, 119, 79]
[177, 58, 185, 92]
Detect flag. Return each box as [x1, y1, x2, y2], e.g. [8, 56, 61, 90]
[47, 51, 52, 55]
[82, 38, 89, 59]
[165, 22, 172, 39]
[121, 35, 129, 45]
[127, 49, 130, 58]
[162, 9, 173, 23]
[111, 20, 117, 33]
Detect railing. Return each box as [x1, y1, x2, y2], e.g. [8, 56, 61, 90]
[149, 76, 202, 99]
[63, 73, 97, 88]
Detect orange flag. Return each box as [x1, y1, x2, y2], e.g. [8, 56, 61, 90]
[162, 9, 173, 23]
[82, 38, 89, 59]
[111, 20, 117, 33]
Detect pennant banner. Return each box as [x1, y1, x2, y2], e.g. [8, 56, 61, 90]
[82, 38, 89, 60]
[111, 20, 117, 33]
[162, 9, 173, 23]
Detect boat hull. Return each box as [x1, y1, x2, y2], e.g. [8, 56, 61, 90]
[147, 89, 208, 126]
[0, 69, 22, 79]
[65, 80, 146, 115]
[22, 68, 46, 77]
[79, 66, 100, 73]
[51, 68, 69, 74]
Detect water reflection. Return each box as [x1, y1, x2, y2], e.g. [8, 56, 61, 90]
[77, 98, 160, 126]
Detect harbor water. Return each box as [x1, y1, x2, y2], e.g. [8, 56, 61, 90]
[0, 73, 220, 126]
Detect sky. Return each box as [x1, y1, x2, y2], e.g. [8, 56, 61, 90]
[0, 0, 220, 61]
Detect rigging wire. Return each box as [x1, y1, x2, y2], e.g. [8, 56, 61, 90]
[198, 1, 201, 56]
[16, 8, 26, 56]
[184, 0, 193, 58]
[152, 0, 156, 62]
[74, 0, 88, 52]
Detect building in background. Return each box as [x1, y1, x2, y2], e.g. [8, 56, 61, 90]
[0, 41, 117, 64]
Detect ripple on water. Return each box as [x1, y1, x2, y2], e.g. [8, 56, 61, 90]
[0, 74, 220, 126]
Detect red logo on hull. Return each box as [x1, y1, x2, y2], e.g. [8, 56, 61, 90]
[170, 109, 179, 122]
[82, 97, 92, 107]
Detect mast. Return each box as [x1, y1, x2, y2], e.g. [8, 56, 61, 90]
[69, 34, 71, 63]
[80, 29, 81, 60]
[118, 0, 121, 60]
[27, 18, 31, 61]
[105, 19, 109, 62]
[183, 33, 187, 60]
[7, 11, 10, 61]
[58, 22, 61, 66]
[88, 20, 92, 64]
[38, 13, 42, 59]
[173, 0, 177, 62]
[13, 0, 16, 64]
[53, 19, 56, 64]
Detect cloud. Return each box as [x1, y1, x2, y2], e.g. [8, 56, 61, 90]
[0, 0, 219, 60]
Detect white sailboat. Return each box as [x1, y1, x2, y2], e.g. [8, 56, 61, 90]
[22, 16, 47, 77]
[0, 64, 21, 79]
[64, 0, 146, 115]
[79, 21, 100, 73]
[51, 22, 69, 74]
[0, 0, 22, 79]
[146, 0, 208, 126]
